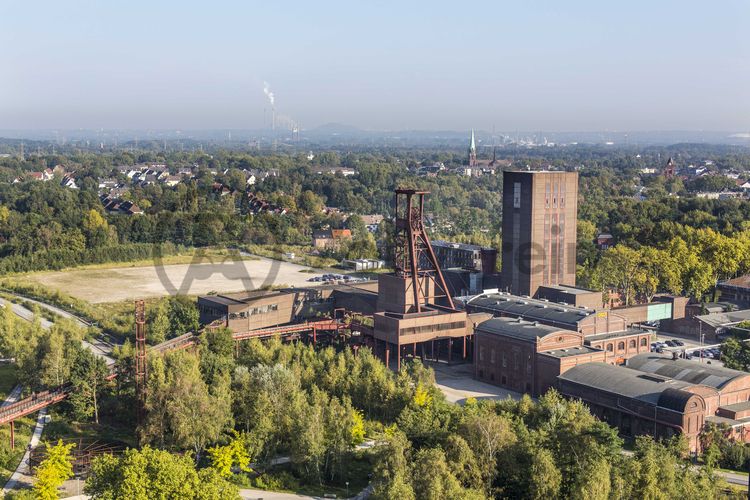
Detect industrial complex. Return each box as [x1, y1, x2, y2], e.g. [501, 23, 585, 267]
[192, 170, 750, 453]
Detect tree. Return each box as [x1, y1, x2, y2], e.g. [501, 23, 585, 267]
[85, 446, 238, 499]
[350, 408, 366, 446]
[372, 430, 415, 500]
[410, 448, 474, 500]
[208, 431, 252, 478]
[528, 447, 561, 500]
[143, 351, 231, 462]
[593, 245, 644, 306]
[147, 299, 170, 345]
[460, 411, 516, 493]
[34, 440, 75, 500]
[167, 296, 199, 339]
[68, 345, 108, 423]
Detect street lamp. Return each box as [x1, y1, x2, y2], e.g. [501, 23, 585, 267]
[345, 481, 349, 496]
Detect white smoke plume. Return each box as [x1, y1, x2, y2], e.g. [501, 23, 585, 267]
[263, 81, 275, 106]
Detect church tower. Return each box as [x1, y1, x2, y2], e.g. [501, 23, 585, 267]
[468, 129, 477, 167]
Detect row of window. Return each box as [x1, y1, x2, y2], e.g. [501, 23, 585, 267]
[227, 303, 280, 320]
[602, 337, 648, 352]
[399, 321, 466, 336]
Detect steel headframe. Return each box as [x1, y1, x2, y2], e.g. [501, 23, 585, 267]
[393, 188, 455, 312]
[134, 299, 147, 428]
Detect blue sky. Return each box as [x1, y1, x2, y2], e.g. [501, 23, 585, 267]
[1, 0, 748, 131]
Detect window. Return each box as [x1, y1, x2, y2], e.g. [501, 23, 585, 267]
[513, 182, 521, 208]
[629, 340, 636, 349]
[606, 343, 613, 352]
[640, 338, 648, 347]
[617, 342, 625, 351]
[479, 347, 484, 362]
[502, 352, 507, 368]
[490, 349, 496, 363]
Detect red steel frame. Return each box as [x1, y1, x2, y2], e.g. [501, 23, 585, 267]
[394, 189, 455, 311]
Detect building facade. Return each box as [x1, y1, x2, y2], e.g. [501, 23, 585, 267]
[500, 171, 578, 297]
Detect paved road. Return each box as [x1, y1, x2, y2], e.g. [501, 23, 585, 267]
[1, 385, 22, 408]
[0, 299, 53, 329]
[239, 489, 316, 500]
[430, 361, 523, 404]
[0, 296, 115, 366]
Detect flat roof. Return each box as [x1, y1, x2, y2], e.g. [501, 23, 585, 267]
[432, 240, 493, 252]
[540, 345, 602, 358]
[626, 353, 750, 390]
[695, 309, 750, 328]
[538, 284, 600, 295]
[475, 317, 565, 342]
[719, 401, 750, 413]
[706, 415, 748, 428]
[585, 328, 648, 342]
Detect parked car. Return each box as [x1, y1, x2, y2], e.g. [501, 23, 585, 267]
[664, 340, 676, 347]
[672, 340, 685, 347]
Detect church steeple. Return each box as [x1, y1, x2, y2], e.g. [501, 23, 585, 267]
[468, 129, 477, 167]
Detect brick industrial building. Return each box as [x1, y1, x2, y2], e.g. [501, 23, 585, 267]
[500, 170, 578, 297]
[559, 355, 750, 453]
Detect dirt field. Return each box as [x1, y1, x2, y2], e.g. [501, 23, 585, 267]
[29, 257, 325, 303]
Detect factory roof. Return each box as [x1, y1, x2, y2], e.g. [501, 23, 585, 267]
[720, 275, 750, 290]
[538, 284, 599, 295]
[585, 328, 647, 342]
[432, 240, 494, 252]
[558, 362, 699, 406]
[467, 292, 594, 329]
[695, 309, 750, 328]
[718, 401, 750, 413]
[626, 353, 750, 390]
[540, 345, 602, 359]
[475, 317, 567, 342]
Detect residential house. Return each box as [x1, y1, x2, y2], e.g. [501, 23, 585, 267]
[312, 229, 352, 250]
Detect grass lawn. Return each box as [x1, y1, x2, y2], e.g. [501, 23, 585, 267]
[717, 466, 749, 476]
[0, 364, 18, 400]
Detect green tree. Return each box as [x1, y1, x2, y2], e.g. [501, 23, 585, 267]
[148, 299, 170, 345]
[68, 345, 109, 423]
[85, 446, 238, 499]
[167, 296, 199, 339]
[34, 440, 75, 500]
[528, 447, 561, 500]
[208, 431, 252, 478]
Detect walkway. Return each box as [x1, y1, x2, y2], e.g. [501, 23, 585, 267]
[1, 385, 22, 408]
[0, 296, 114, 365]
[2, 408, 47, 494]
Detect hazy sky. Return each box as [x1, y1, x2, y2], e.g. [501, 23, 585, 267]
[2, 0, 749, 131]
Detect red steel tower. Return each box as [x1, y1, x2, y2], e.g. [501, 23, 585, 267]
[134, 299, 147, 427]
[393, 188, 454, 310]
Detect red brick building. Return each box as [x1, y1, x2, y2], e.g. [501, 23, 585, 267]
[474, 317, 605, 395]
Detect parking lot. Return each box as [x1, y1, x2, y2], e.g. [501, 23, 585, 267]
[653, 332, 724, 366]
